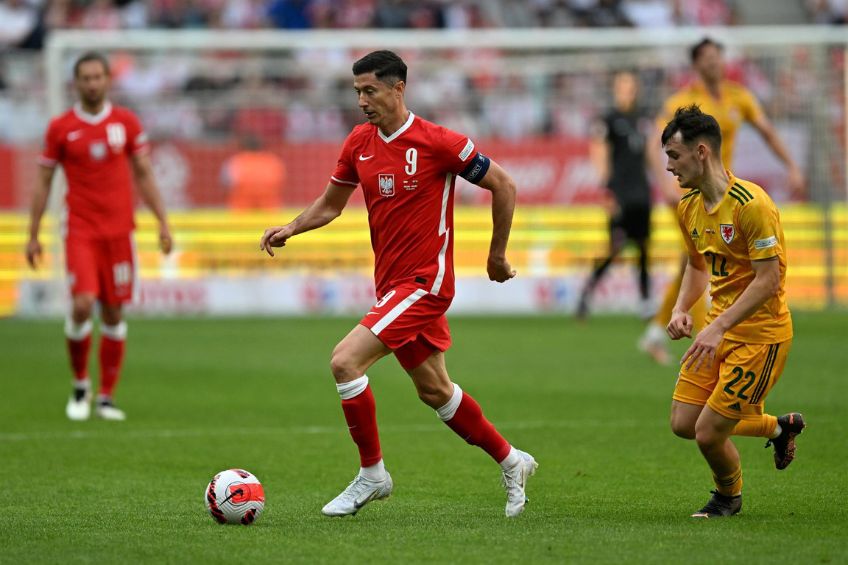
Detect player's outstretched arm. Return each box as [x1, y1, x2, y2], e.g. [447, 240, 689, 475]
[475, 160, 517, 283]
[749, 114, 805, 196]
[132, 153, 173, 254]
[25, 165, 55, 269]
[260, 182, 355, 257]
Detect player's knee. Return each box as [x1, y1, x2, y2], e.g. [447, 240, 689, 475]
[71, 295, 95, 322]
[671, 418, 696, 440]
[416, 381, 452, 409]
[100, 305, 123, 326]
[694, 426, 722, 448]
[329, 350, 359, 383]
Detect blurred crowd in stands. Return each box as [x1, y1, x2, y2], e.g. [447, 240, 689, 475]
[2, 0, 745, 51]
[0, 0, 841, 145]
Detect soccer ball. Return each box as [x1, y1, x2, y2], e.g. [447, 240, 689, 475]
[205, 469, 265, 525]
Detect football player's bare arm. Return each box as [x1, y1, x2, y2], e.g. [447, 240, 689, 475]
[476, 160, 517, 282]
[667, 254, 709, 339]
[749, 114, 805, 196]
[678, 257, 780, 372]
[260, 182, 356, 257]
[132, 153, 172, 254]
[25, 165, 56, 269]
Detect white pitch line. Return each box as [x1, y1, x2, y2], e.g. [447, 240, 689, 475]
[0, 419, 640, 443]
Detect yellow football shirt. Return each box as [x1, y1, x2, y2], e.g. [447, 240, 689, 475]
[677, 173, 792, 343]
[659, 80, 764, 168]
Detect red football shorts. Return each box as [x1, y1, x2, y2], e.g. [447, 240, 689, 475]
[359, 283, 452, 371]
[65, 232, 136, 305]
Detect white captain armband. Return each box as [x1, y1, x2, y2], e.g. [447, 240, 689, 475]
[459, 153, 490, 184]
[754, 235, 778, 249]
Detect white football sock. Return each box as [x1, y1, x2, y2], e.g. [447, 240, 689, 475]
[435, 383, 462, 421]
[359, 459, 387, 482]
[336, 375, 368, 400]
[499, 446, 520, 470]
[65, 317, 93, 340]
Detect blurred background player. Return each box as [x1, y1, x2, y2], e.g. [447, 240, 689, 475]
[640, 37, 805, 365]
[221, 134, 286, 211]
[260, 50, 537, 518]
[663, 106, 805, 518]
[577, 70, 656, 321]
[26, 51, 172, 421]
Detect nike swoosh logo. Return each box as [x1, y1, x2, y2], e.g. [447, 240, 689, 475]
[68, 130, 83, 140]
[359, 155, 374, 161]
[366, 312, 379, 315]
[354, 491, 378, 509]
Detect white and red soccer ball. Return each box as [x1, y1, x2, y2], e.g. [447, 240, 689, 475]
[205, 469, 265, 525]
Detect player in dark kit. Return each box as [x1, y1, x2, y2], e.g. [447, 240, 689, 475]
[260, 50, 537, 518]
[577, 71, 655, 320]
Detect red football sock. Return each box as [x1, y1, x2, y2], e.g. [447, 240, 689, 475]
[66, 335, 91, 382]
[341, 384, 383, 467]
[444, 391, 511, 463]
[98, 333, 126, 398]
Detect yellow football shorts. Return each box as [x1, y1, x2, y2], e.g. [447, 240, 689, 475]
[673, 338, 792, 421]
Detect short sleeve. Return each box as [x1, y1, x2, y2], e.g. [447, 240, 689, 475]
[125, 112, 150, 155]
[738, 198, 783, 261]
[438, 126, 478, 175]
[38, 120, 62, 168]
[739, 87, 765, 124]
[676, 204, 700, 259]
[330, 131, 359, 187]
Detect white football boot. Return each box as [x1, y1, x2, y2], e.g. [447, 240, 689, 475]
[638, 323, 671, 366]
[95, 399, 126, 421]
[502, 449, 538, 517]
[321, 472, 393, 517]
[65, 390, 92, 421]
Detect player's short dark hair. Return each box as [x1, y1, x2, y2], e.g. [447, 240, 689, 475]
[690, 37, 723, 63]
[74, 51, 111, 77]
[352, 50, 407, 85]
[661, 104, 722, 154]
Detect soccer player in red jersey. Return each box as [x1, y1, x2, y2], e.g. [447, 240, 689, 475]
[26, 52, 172, 422]
[260, 50, 537, 517]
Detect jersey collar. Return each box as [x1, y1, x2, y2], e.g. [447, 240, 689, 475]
[378, 111, 415, 144]
[73, 101, 113, 125]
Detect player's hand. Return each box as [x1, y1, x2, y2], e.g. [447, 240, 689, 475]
[487, 255, 516, 283]
[159, 224, 173, 255]
[787, 166, 806, 198]
[25, 238, 43, 269]
[259, 225, 293, 257]
[666, 308, 693, 340]
[680, 323, 724, 372]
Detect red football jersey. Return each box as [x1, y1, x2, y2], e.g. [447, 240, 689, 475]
[39, 102, 149, 237]
[331, 113, 480, 299]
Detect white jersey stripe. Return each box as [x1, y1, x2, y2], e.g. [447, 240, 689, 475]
[330, 176, 358, 186]
[430, 173, 452, 295]
[130, 232, 140, 304]
[371, 288, 428, 336]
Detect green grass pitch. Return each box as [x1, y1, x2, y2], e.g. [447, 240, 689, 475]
[1, 313, 846, 564]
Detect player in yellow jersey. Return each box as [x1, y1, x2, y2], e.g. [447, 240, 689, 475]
[640, 37, 804, 365]
[661, 105, 805, 518]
